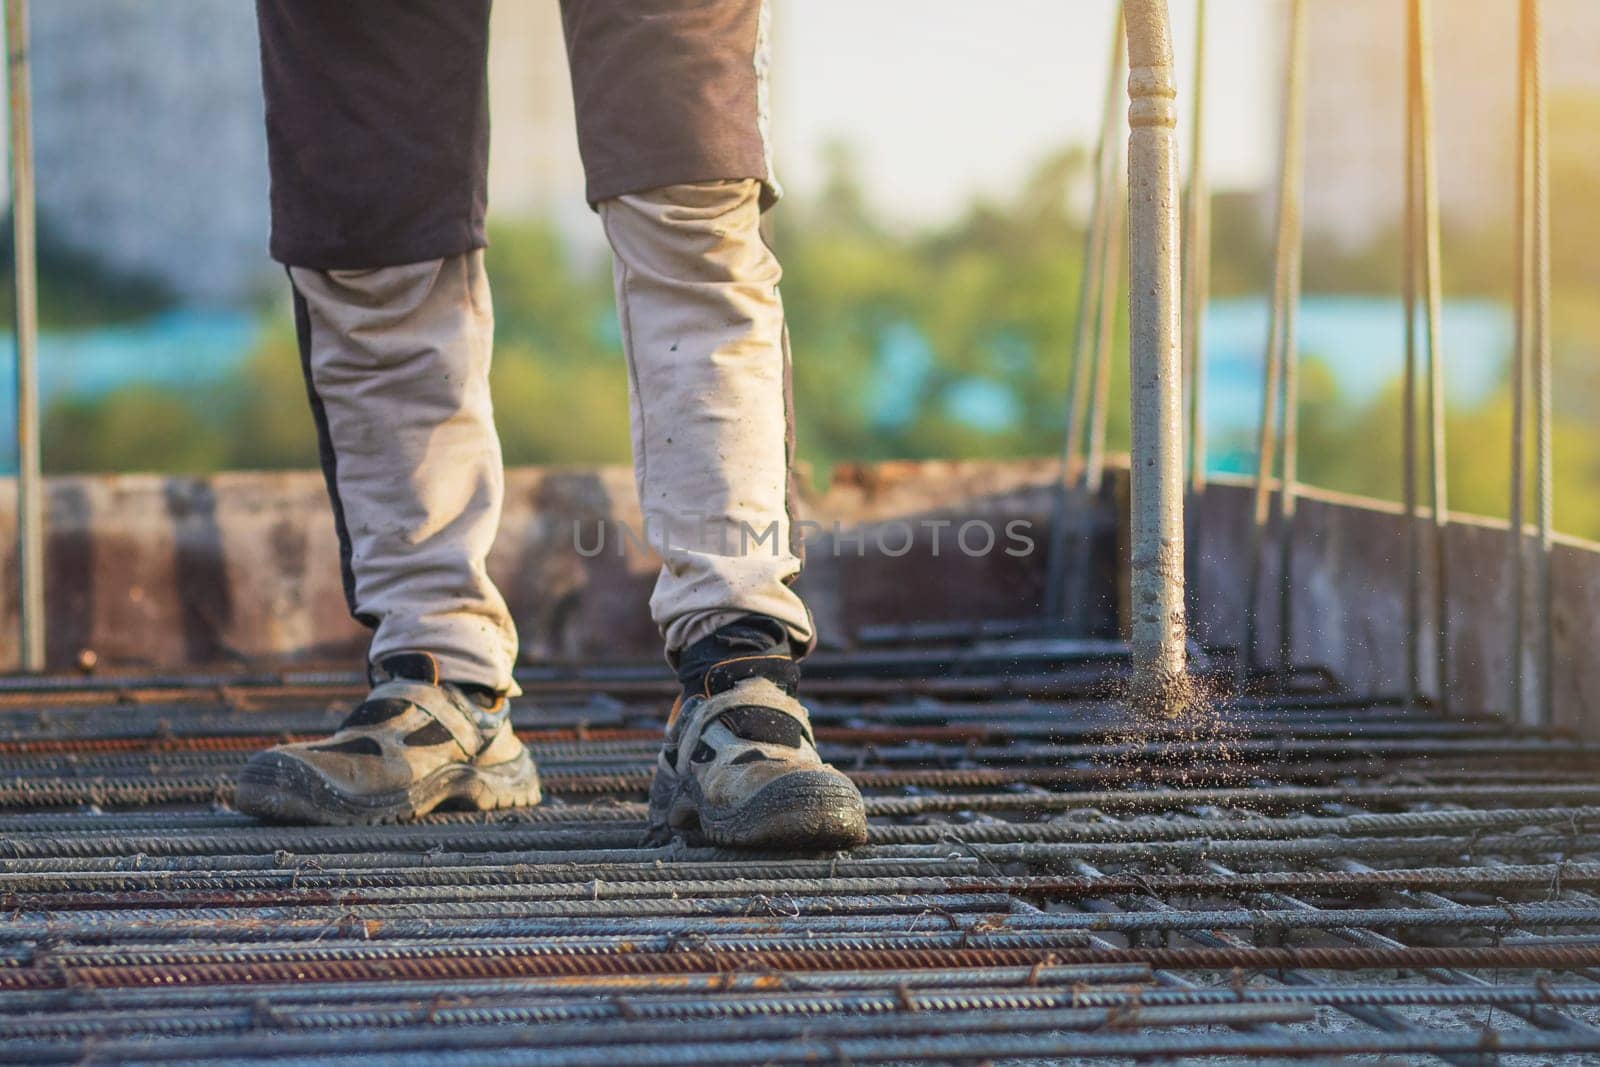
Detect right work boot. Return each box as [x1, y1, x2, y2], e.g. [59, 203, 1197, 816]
[235, 653, 540, 825]
[645, 617, 867, 850]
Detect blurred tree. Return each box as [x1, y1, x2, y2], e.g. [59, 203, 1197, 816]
[43, 387, 224, 473]
[220, 321, 320, 471]
[1207, 190, 1271, 298]
[779, 143, 1099, 468]
[1551, 93, 1600, 296]
[1237, 365, 1600, 543]
[480, 219, 633, 464]
[1214, 88, 1600, 542]
[490, 341, 632, 465]
[484, 220, 617, 364]
[25, 123, 1600, 542]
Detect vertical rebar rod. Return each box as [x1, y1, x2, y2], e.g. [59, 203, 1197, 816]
[5, 0, 41, 673]
[1528, 0, 1553, 727]
[1401, 0, 1422, 709]
[1070, 28, 1129, 634]
[1065, 171, 1127, 632]
[1504, 0, 1542, 726]
[1182, 0, 1209, 498]
[1273, 0, 1308, 681]
[1239, 0, 1305, 689]
[1508, 0, 1532, 724]
[1123, 0, 1188, 708]
[1085, 168, 1126, 497]
[1180, 0, 1209, 647]
[1413, 0, 1451, 715]
[1045, 3, 1126, 621]
[1274, 256, 1304, 680]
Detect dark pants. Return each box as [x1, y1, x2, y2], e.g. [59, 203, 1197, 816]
[255, 0, 776, 269]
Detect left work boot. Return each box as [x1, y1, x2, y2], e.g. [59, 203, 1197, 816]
[235, 653, 540, 825]
[646, 634, 867, 850]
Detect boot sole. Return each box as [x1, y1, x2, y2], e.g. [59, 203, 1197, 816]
[235, 748, 541, 826]
[668, 769, 867, 851]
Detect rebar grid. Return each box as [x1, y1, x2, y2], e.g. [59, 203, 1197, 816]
[1, 634, 1600, 1063]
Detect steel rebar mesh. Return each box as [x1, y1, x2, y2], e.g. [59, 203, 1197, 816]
[1, 630, 1599, 1062]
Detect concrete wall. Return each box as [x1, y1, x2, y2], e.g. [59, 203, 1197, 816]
[0, 459, 1079, 672]
[3, 461, 1596, 739]
[1192, 476, 1600, 736]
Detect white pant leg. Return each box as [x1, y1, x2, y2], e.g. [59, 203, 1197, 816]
[289, 251, 519, 692]
[599, 180, 814, 655]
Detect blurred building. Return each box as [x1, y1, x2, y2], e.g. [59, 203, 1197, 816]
[19, 1, 592, 307]
[486, 2, 594, 250]
[1302, 0, 1600, 249]
[29, 0, 272, 305]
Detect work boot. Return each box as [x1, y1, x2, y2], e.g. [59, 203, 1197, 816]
[645, 617, 867, 850]
[235, 653, 540, 825]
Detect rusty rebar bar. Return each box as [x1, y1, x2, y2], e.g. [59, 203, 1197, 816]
[4, 575, 1600, 1059]
[1, 1003, 1323, 1063]
[9, 938, 1600, 995]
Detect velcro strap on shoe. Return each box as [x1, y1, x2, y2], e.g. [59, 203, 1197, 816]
[673, 678, 811, 773]
[719, 706, 811, 748]
[370, 652, 441, 687]
[703, 654, 800, 697]
[339, 697, 415, 731]
[366, 679, 484, 758]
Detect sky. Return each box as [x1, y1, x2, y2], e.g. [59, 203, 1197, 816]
[772, 0, 1279, 224]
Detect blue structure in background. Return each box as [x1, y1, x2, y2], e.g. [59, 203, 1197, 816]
[862, 294, 1511, 473]
[1201, 296, 1511, 474]
[0, 309, 262, 472]
[0, 295, 1511, 475]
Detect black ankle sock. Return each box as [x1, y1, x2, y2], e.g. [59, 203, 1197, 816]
[452, 682, 503, 710]
[372, 654, 502, 710]
[675, 615, 794, 697]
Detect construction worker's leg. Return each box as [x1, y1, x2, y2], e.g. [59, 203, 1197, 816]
[241, 1, 535, 825]
[564, 1, 862, 850]
[599, 181, 811, 658]
[561, 0, 811, 661]
[254, 0, 516, 694]
[287, 255, 516, 694]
